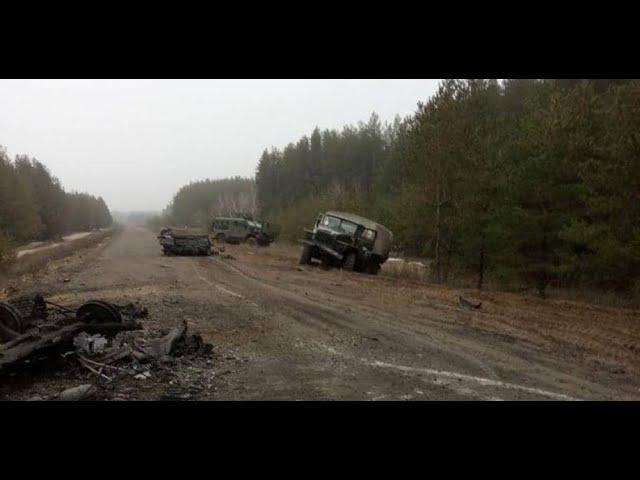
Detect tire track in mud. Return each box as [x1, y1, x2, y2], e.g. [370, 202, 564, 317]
[190, 260, 246, 300]
[204, 254, 628, 399]
[207, 256, 455, 345]
[202, 256, 538, 392]
[202, 257, 380, 337]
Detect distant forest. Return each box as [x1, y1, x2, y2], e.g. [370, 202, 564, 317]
[150, 177, 256, 229]
[0, 148, 112, 265]
[162, 79, 640, 296]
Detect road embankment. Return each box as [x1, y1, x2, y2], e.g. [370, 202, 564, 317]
[1, 227, 120, 282]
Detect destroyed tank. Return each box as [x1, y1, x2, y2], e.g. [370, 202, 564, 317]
[158, 228, 212, 256]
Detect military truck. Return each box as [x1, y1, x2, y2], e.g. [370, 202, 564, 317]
[211, 217, 276, 246]
[299, 211, 393, 275]
[158, 228, 213, 256]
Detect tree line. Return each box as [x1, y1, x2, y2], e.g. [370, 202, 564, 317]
[255, 80, 640, 296]
[0, 148, 112, 266]
[150, 177, 256, 230]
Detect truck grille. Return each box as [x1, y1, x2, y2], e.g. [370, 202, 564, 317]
[314, 230, 334, 246]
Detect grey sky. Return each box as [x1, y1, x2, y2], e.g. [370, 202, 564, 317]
[0, 79, 441, 212]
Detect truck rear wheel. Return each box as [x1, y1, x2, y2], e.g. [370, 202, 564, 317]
[299, 245, 313, 264]
[343, 252, 357, 271]
[245, 236, 257, 247]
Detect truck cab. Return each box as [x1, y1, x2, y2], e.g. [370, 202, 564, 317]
[299, 211, 393, 275]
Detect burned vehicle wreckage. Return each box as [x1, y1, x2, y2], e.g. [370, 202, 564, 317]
[0, 294, 144, 370]
[158, 228, 213, 256]
[0, 294, 214, 400]
[299, 211, 393, 275]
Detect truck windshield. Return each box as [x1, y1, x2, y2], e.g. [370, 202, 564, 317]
[340, 220, 358, 235]
[321, 216, 341, 229]
[321, 216, 359, 235]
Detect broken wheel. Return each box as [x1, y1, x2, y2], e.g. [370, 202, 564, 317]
[76, 300, 123, 324]
[0, 302, 24, 342]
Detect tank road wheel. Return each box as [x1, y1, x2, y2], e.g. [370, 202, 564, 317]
[343, 252, 357, 271]
[299, 244, 313, 265]
[76, 301, 123, 325]
[0, 302, 24, 342]
[245, 236, 258, 247]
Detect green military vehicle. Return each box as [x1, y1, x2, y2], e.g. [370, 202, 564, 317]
[211, 217, 277, 246]
[158, 228, 213, 256]
[299, 211, 393, 275]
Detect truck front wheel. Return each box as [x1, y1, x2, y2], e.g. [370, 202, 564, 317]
[299, 244, 313, 264]
[245, 236, 258, 247]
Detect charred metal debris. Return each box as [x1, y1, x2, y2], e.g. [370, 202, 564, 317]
[0, 294, 214, 400]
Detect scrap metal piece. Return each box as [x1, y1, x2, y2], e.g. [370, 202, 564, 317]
[0, 302, 24, 342]
[73, 332, 109, 355]
[55, 384, 96, 401]
[0, 323, 87, 368]
[459, 296, 482, 310]
[144, 320, 187, 359]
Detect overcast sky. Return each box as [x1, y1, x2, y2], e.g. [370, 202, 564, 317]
[0, 79, 441, 212]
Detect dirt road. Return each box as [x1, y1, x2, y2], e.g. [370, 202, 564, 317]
[3, 226, 640, 400]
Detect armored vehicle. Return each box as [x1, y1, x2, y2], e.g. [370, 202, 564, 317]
[158, 228, 212, 256]
[211, 217, 275, 246]
[299, 211, 393, 275]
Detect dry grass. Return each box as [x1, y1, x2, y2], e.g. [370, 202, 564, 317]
[385, 263, 640, 311]
[333, 264, 640, 372]
[231, 240, 640, 311]
[238, 241, 640, 373]
[230, 241, 302, 265]
[543, 287, 640, 310]
[3, 228, 117, 278]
